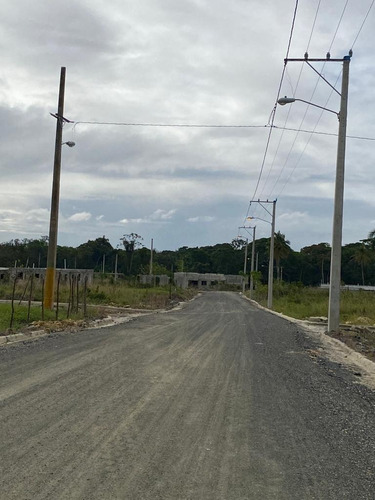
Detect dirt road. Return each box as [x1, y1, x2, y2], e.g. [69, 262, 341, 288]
[1, 292, 374, 499]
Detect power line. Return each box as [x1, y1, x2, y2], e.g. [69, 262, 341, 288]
[351, 0, 375, 48]
[71, 118, 375, 141]
[328, 0, 349, 53]
[74, 121, 267, 129]
[306, 0, 321, 52]
[243, 0, 300, 224]
[257, 0, 322, 202]
[271, 125, 375, 141]
[262, 0, 351, 203]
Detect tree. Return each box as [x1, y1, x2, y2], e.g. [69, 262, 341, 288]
[120, 233, 143, 274]
[76, 236, 113, 271]
[351, 244, 372, 285]
[301, 243, 331, 285]
[273, 231, 291, 281]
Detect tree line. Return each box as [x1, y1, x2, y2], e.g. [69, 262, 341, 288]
[1, 230, 375, 286]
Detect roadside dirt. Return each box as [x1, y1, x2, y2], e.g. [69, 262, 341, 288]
[251, 302, 375, 392]
[302, 323, 375, 391]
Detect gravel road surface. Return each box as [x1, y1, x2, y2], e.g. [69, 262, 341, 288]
[1, 291, 374, 499]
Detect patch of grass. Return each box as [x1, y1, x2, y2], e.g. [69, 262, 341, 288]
[250, 283, 375, 360]
[84, 283, 197, 309]
[0, 303, 89, 334]
[252, 283, 375, 324]
[252, 283, 329, 319]
[0, 279, 198, 333]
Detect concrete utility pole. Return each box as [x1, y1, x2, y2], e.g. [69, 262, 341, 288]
[150, 238, 154, 275]
[249, 226, 256, 300]
[44, 67, 66, 310]
[278, 52, 352, 332]
[328, 55, 351, 333]
[247, 200, 276, 309]
[267, 201, 276, 309]
[239, 225, 256, 297]
[242, 240, 248, 293]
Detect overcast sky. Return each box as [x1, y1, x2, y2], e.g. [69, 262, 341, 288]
[1, 0, 375, 252]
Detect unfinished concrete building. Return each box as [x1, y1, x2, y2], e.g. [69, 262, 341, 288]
[174, 272, 243, 289]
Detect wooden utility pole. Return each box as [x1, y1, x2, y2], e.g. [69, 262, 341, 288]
[44, 67, 66, 310]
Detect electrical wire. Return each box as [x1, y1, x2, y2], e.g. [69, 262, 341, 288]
[73, 121, 267, 129]
[261, 0, 351, 203]
[351, 0, 375, 48]
[71, 119, 375, 140]
[257, 1, 327, 203]
[270, 125, 375, 141]
[271, 70, 342, 199]
[257, 0, 322, 202]
[306, 0, 321, 53]
[328, 0, 349, 53]
[242, 0, 300, 225]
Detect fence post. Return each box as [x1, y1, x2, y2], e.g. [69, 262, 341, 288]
[10, 275, 17, 330]
[56, 272, 61, 320]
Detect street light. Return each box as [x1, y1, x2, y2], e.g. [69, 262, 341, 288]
[277, 53, 351, 332]
[277, 96, 337, 115]
[62, 141, 75, 147]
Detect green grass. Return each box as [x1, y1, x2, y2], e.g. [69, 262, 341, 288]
[251, 283, 375, 360]
[252, 283, 375, 325]
[0, 278, 198, 333]
[0, 303, 91, 333]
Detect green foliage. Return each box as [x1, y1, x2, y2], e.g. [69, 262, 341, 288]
[3, 229, 375, 286]
[87, 287, 109, 303]
[0, 303, 87, 332]
[252, 282, 375, 325]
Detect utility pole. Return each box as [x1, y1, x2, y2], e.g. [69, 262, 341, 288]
[114, 252, 118, 282]
[267, 200, 276, 309]
[278, 52, 352, 332]
[44, 67, 66, 310]
[249, 226, 256, 299]
[247, 199, 276, 309]
[150, 238, 154, 275]
[328, 55, 351, 332]
[242, 240, 248, 293]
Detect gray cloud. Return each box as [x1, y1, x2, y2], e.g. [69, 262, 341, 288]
[1, 0, 375, 251]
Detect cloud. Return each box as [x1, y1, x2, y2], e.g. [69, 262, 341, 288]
[187, 215, 215, 223]
[68, 212, 92, 222]
[0, 1, 375, 252]
[119, 209, 177, 225]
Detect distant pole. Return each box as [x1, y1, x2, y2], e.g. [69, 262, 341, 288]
[249, 226, 256, 299]
[267, 200, 276, 309]
[114, 252, 118, 282]
[102, 254, 105, 274]
[44, 67, 66, 310]
[150, 238, 154, 275]
[328, 55, 351, 333]
[169, 263, 173, 299]
[242, 239, 248, 293]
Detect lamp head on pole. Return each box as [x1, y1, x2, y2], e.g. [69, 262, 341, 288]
[62, 141, 76, 148]
[277, 96, 296, 106]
